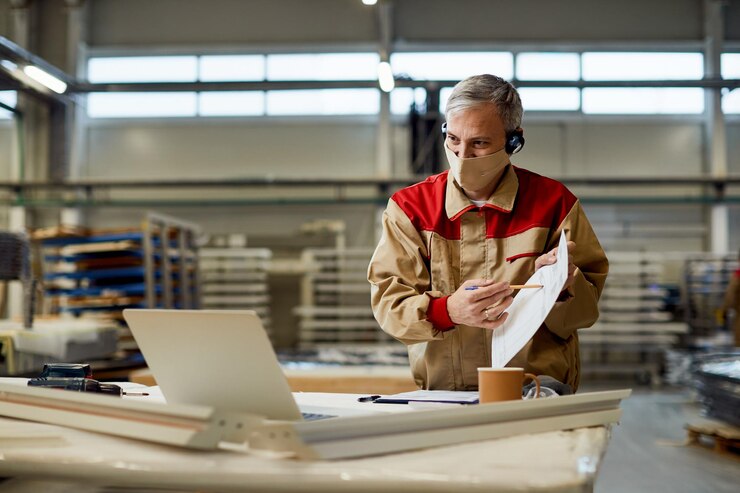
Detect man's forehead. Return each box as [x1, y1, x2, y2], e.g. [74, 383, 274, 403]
[446, 103, 504, 132]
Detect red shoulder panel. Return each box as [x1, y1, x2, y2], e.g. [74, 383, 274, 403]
[391, 171, 460, 240]
[391, 168, 577, 242]
[485, 167, 577, 239]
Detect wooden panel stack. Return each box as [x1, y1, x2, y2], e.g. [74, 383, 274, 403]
[580, 252, 688, 385]
[683, 254, 738, 342]
[295, 248, 391, 348]
[40, 229, 150, 320]
[38, 214, 201, 321]
[199, 247, 272, 334]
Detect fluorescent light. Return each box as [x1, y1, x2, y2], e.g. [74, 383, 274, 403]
[362, 0, 378, 5]
[1, 60, 17, 71]
[23, 65, 67, 94]
[377, 61, 394, 92]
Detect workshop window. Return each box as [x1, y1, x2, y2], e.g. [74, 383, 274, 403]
[199, 91, 265, 116]
[199, 55, 265, 81]
[87, 92, 198, 118]
[0, 91, 17, 119]
[582, 52, 703, 81]
[721, 53, 740, 79]
[723, 89, 740, 114]
[266, 53, 379, 81]
[722, 53, 740, 114]
[390, 52, 514, 81]
[517, 53, 580, 81]
[581, 53, 704, 114]
[582, 88, 704, 114]
[519, 88, 580, 111]
[84, 51, 726, 117]
[266, 89, 379, 115]
[391, 87, 427, 115]
[88, 56, 198, 83]
[438, 86, 454, 113]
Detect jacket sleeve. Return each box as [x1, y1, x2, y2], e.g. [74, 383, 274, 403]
[544, 200, 609, 340]
[367, 199, 448, 344]
[721, 274, 740, 312]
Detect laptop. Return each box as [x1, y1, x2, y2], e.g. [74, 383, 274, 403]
[122, 309, 369, 421]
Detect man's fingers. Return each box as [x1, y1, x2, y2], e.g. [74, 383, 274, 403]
[482, 311, 509, 330]
[460, 279, 493, 290]
[468, 281, 510, 301]
[462, 279, 489, 287]
[535, 257, 555, 270]
[472, 291, 513, 311]
[481, 296, 514, 320]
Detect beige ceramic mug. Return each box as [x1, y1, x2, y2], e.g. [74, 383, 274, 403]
[478, 367, 541, 403]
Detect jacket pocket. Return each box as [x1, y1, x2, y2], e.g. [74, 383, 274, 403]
[505, 251, 539, 263]
[429, 232, 459, 295]
[504, 227, 550, 282]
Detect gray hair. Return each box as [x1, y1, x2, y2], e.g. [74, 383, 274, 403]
[445, 74, 523, 132]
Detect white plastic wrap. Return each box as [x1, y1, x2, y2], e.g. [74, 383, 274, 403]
[3, 318, 119, 359]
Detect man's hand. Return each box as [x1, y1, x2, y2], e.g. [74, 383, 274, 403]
[447, 279, 514, 329]
[535, 240, 577, 292]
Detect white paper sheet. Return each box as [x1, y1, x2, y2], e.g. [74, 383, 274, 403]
[491, 232, 569, 368]
[374, 390, 479, 404]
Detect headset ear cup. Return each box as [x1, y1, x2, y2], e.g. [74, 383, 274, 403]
[506, 132, 525, 154]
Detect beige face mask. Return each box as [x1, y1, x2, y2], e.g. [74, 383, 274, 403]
[445, 145, 510, 194]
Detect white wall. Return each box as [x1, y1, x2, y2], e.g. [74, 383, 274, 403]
[79, 117, 728, 252]
[84, 119, 378, 179]
[517, 121, 704, 177]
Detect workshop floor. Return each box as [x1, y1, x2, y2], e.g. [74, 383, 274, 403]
[584, 383, 740, 493]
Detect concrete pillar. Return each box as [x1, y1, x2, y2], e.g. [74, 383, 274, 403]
[375, 0, 393, 179]
[63, 0, 90, 227]
[704, 0, 729, 254]
[6, 206, 26, 321]
[373, 1, 394, 247]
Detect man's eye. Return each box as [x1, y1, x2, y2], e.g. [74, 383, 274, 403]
[474, 141, 489, 147]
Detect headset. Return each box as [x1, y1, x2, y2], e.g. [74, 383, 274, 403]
[441, 122, 525, 155]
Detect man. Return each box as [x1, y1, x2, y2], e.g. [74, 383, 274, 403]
[368, 74, 608, 392]
[720, 249, 740, 346]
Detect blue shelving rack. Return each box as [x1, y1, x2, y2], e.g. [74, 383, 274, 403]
[40, 213, 201, 319]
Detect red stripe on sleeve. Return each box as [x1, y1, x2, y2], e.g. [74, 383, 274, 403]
[426, 295, 455, 331]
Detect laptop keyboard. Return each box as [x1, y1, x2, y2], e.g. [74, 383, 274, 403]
[301, 412, 336, 421]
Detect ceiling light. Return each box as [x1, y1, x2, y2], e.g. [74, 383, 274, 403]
[23, 65, 67, 94]
[377, 61, 394, 92]
[362, 0, 378, 5]
[1, 60, 17, 71]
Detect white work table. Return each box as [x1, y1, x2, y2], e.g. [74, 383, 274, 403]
[0, 388, 613, 493]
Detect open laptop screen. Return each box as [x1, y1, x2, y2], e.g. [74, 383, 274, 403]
[123, 309, 303, 421]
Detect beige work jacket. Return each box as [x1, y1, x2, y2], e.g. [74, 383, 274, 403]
[722, 270, 740, 345]
[368, 166, 608, 391]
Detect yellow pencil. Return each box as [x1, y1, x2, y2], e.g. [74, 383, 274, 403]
[465, 284, 544, 291]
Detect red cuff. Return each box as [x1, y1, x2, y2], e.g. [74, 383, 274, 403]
[426, 295, 455, 331]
